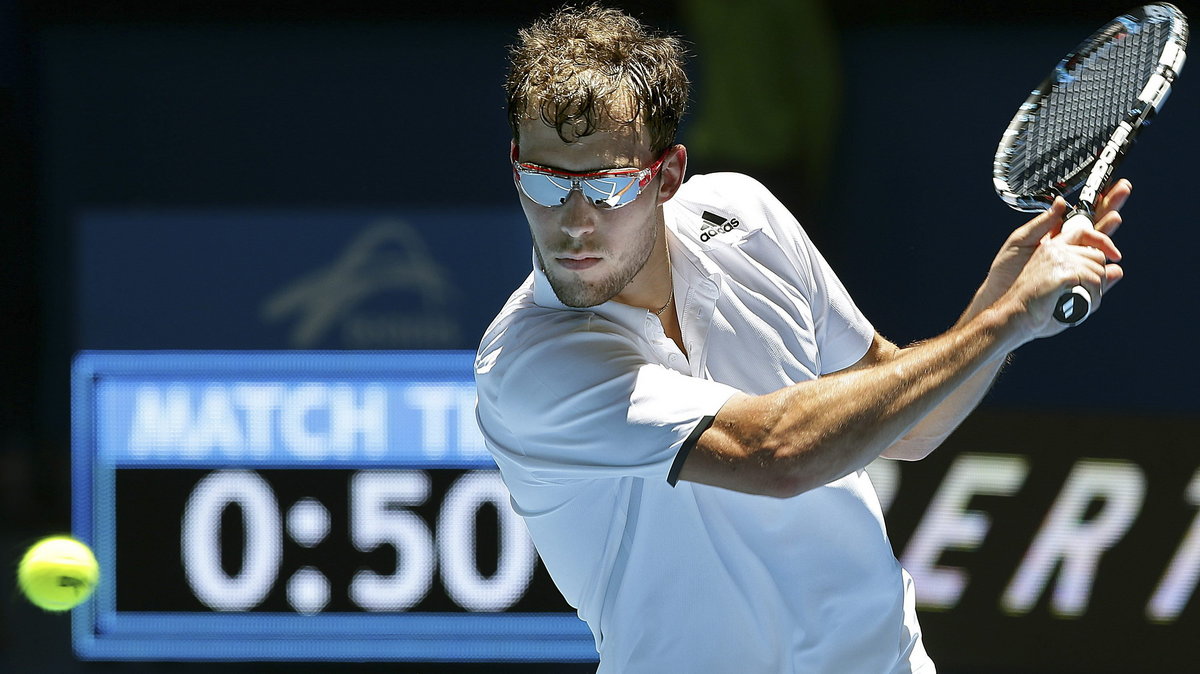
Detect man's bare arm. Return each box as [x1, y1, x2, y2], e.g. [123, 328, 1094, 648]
[677, 192, 1126, 497]
[678, 305, 1018, 497]
[881, 182, 1130, 460]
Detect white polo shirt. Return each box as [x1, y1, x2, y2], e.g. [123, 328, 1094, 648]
[475, 173, 934, 673]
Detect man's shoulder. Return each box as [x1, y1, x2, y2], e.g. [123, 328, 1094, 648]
[478, 279, 580, 357]
[667, 172, 792, 244]
[670, 172, 773, 218]
[475, 283, 633, 390]
[667, 172, 818, 273]
[678, 171, 773, 199]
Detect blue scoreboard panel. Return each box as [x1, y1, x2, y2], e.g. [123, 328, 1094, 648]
[70, 351, 597, 661]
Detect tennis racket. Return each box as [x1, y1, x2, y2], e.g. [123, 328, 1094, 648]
[992, 3, 1189, 325]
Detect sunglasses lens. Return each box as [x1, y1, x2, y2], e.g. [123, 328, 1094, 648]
[515, 166, 649, 209]
[579, 175, 641, 209]
[517, 172, 575, 207]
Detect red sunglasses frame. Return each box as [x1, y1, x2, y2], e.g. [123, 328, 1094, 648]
[510, 145, 672, 208]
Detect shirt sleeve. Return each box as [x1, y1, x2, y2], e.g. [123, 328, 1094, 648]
[480, 321, 741, 484]
[806, 241, 875, 373]
[746, 176, 874, 373]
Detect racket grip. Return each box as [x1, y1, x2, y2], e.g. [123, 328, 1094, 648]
[1052, 209, 1096, 325]
[1053, 285, 1091, 324]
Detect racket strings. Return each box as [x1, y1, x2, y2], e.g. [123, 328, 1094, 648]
[999, 14, 1176, 201]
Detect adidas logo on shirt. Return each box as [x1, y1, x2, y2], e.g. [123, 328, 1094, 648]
[699, 210, 741, 242]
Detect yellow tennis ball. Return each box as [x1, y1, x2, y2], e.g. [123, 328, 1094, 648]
[17, 536, 100, 612]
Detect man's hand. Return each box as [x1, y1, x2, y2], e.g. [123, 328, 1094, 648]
[965, 180, 1130, 338]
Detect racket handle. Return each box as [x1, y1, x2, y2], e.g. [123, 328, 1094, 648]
[1052, 209, 1095, 325]
[1053, 286, 1091, 325]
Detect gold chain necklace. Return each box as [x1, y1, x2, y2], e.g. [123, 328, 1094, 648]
[654, 293, 673, 316]
[653, 243, 673, 316]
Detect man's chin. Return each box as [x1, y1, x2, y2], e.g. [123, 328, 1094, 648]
[553, 289, 607, 309]
[546, 276, 612, 309]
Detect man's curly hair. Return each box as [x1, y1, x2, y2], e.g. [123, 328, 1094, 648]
[505, 4, 690, 155]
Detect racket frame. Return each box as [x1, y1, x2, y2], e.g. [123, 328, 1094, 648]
[993, 3, 1188, 213]
[991, 3, 1189, 324]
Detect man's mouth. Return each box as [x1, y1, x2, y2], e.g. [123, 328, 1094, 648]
[555, 255, 602, 271]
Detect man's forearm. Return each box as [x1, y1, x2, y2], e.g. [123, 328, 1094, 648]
[881, 281, 1014, 460]
[685, 193, 1126, 496]
[880, 350, 1008, 460]
[692, 304, 1024, 497]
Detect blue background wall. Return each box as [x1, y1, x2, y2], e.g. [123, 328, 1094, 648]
[3, 1, 1198, 672]
[34, 13, 1200, 414]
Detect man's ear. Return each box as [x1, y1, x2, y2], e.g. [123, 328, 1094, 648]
[510, 140, 519, 161]
[656, 144, 688, 205]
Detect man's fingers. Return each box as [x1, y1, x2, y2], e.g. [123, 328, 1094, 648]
[1096, 179, 1132, 219]
[1015, 197, 1069, 244]
[1074, 226, 1122, 261]
[1094, 209, 1122, 238]
[1063, 243, 1120, 302]
[1104, 262, 1125, 290]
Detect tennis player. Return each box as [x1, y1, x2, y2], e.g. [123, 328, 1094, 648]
[475, 5, 1128, 672]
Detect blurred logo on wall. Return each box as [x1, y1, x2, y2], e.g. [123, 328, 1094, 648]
[76, 208, 530, 350]
[262, 219, 460, 349]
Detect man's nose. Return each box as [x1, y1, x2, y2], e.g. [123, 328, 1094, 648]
[559, 190, 597, 238]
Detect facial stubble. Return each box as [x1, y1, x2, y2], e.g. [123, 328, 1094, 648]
[534, 220, 660, 309]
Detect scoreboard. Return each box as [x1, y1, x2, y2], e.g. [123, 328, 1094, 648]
[71, 350, 1200, 671]
[71, 350, 595, 661]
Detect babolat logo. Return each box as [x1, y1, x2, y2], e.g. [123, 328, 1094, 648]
[699, 211, 741, 242]
[1080, 121, 1133, 203]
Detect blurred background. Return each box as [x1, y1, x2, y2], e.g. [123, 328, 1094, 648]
[2, 0, 1199, 672]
